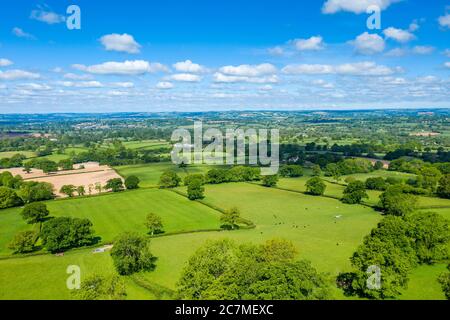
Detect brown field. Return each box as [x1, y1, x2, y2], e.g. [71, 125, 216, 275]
[0, 162, 123, 197]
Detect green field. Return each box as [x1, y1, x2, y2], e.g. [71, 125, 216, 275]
[0, 151, 36, 158]
[0, 188, 221, 256]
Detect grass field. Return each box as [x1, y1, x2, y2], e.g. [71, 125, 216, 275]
[0, 188, 221, 256]
[0, 151, 36, 158]
[115, 162, 224, 187]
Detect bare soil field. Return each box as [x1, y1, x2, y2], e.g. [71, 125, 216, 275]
[0, 162, 123, 197]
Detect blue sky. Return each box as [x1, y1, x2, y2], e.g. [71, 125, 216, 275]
[0, 0, 449, 113]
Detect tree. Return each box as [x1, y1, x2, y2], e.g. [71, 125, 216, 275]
[124, 175, 140, 189]
[110, 232, 155, 275]
[41, 217, 95, 252]
[159, 171, 181, 188]
[60, 185, 76, 197]
[206, 168, 228, 184]
[416, 166, 442, 191]
[365, 177, 387, 191]
[21, 202, 49, 225]
[184, 174, 205, 186]
[58, 159, 73, 170]
[187, 179, 205, 200]
[18, 181, 54, 203]
[438, 265, 450, 300]
[95, 182, 103, 194]
[406, 212, 450, 264]
[374, 161, 384, 170]
[177, 239, 331, 300]
[105, 178, 124, 192]
[73, 274, 127, 300]
[325, 163, 341, 182]
[305, 177, 326, 196]
[76, 185, 86, 196]
[279, 165, 303, 178]
[312, 165, 322, 177]
[0, 186, 23, 208]
[145, 213, 163, 235]
[342, 180, 368, 204]
[437, 174, 450, 199]
[379, 186, 418, 216]
[220, 207, 240, 230]
[8, 230, 36, 254]
[349, 216, 417, 299]
[261, 175, 278, 187]
[40, 160, 59, 174]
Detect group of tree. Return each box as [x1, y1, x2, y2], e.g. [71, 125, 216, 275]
[0, 171, 54, 209]
[279, 165, 303, 178]
[73, 273, 127, 300]
[205, 166, 260, 184]
[339, 211, 449, 299]
[0, 154, 27, 169]
[324, 158, 374, 181]
[177, 239, 331, 300]
[9, 202, 96, 254]
[59, 177, 137, 197]
[341, 181, 368, 204]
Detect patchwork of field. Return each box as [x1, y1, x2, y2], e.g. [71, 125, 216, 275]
[0, 151, 36, 158]
[0, 162, 449, 300]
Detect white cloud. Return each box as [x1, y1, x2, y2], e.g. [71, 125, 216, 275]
[282, 61, 399, 76]
[52, 67, 63, 73]
[111, 82, 134, 88]
[213, 73, 279, 83]
[63, 73, 93, 80]
[0, 70, 40, 80]
[172, 60, 206, 73]
[439, 14, 450, 28]
[99, 34, 141, 54]
[73, 60, 168, 75]
[385, 48, 407, 57]
[412, 46, 435, 55]
[350, 32, 385, 55]
[18, 83, 51, 91]
[445, 62, 450, 69]
[30, 8, 65, 24]
[312, 79, 335, 88]
[0, 59, 13, 67]
[444, 49, 450, 58]
[267, 46, 284, 56]
[383, 27, 415, 43]
[219, 63, 277, 77]
[322, 0, 400, 14]
[259, 85, 273, 91]
[169, 73, 202, 82]
[416, 76, 439, 83]
[292, 36, 325, 51]
[61, 81, 103, 88]
[156, 81, 174, 89]
[12, 27, 36, 40]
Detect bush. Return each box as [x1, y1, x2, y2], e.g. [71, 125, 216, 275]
[159, 171, 181, 188]
[261, 175, 278, 187]
[110, 232, 155, 275]
[105, 178, 124, 192]
[279, 165, 303, 178]
[379, 186, 418, 216]
[184, 174, 205, 186]
[187, 179, 205, 200]
[73, 274, 127, 300]
[125, 175, 140, 189]
[220, 207, 240, 230]
[0, 186, 23, 209]
[8, 230, 36, 254]
[145, 213, 163, 235]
